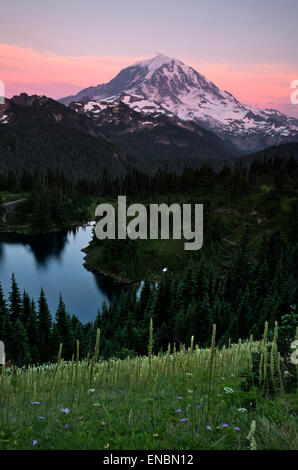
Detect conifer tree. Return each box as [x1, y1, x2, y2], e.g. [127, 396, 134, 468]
[11, 318, 31, 366]
[26, 300, 40, 364]
[38, 288, 52, 363]
[54, 295, 74, 359]
[9, 274, 22, 322]
[21, 290, 31, 326]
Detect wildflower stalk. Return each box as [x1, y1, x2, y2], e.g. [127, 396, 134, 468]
[277, 352, 284, 394]
[89, 329, 100, 387]
[205, 324, 216, 425]
[259, 352, 263, 388]
[51, 343, 62, 394]
[148, 318, 153, 378]
[262, 322, 268, 393]
[247, 420, 257, 450]
[270, 322, 278, 392]
[1, 352, 6, 397]
[74, 340, 80, 385]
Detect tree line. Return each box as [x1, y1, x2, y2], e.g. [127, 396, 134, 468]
[0, 227, 297, 366]
[0, 154, 297, 365]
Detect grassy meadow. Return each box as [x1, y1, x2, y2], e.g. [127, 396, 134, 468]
[0, 324, 297, 450]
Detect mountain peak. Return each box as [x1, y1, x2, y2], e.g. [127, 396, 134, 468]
[59, 55, 298, 153]
[133, 54, 183, 72]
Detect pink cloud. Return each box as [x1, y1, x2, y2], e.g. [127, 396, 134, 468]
[0, 43, 297, 118]
[0, 43, 143, 98]
[190, 60, 298, 117]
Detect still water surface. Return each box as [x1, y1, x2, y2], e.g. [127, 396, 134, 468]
[0, 223, 125, 323]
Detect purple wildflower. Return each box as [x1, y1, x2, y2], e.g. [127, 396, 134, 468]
[196, 405, 202, 409]
[65, 424, 69, 430]
[31, 401, 40, 405]
[33, 440, 38, 447]
[180, 418, 188, 423]
[234, 427, 240, 431]
[175, 409, 182, 413]
[177, 397, 183, 399]
[206, 425, 212, 431]
[61, 408, 69, 414]
[222, 424, 228, 428]
[101, 421, 106, 426]
[38, 416, 46, 420]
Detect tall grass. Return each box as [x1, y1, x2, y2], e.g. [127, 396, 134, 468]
[0, 324, 297, 450]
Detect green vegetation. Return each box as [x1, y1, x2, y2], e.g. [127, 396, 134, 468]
[84, 156, 298, 281]
[0, 156, 297, 365]
[0, 154, 297, 450]
[0, 169, 98, 234]
[0, 325, 297, 450]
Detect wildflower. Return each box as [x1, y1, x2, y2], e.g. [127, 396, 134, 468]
[206, 425, 212, 431]
[196, 405, 202, 409]
[60, 408, 69, 414]
[101, 421, 106, 426]
[180, 418, 188, 423]
[104, 443, 110, 448]
[175, 409, 182, 413]
[89, 389, 95, 393]
[31, 401, 40, 405]
[177, 396, 183, 399]
[234, 427, 240, 431]
[222, 424, 228, 428]
[33, 440, 38, 447]
[153, 433, 159, 437]
[38, 416, 46, 420]
[237, 408, 247, 413]
[223, 387, 234, 394]
[65, 424, 69, 430]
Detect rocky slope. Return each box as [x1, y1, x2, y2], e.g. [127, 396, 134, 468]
[60, 54, 298, 153]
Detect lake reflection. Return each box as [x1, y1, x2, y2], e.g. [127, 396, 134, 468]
[0, 224, 125, 323]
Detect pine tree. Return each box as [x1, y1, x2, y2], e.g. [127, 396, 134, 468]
[54, 295, 74, 359]
[26, 300, 40, 364]
[38, 288, 52, 363]
[11, 318, 31, 366]
[21, 290, 31, 326]
[9, 274, 22, 322]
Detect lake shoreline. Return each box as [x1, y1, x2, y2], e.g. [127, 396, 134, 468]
[0, 220, 93, 237]
[0, 223, 124, 324]
[81, 248, 139, 285]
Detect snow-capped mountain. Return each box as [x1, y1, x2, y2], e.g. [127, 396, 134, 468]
[60, 54, 298, 153]
[69, 100, 233, 162]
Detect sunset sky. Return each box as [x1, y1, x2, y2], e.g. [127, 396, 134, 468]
[1, 0, 297, 117]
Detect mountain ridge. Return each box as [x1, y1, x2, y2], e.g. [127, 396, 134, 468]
[59, 54, 298, 153]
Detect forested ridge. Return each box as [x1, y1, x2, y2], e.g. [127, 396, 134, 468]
[0, 155, 297, 367]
